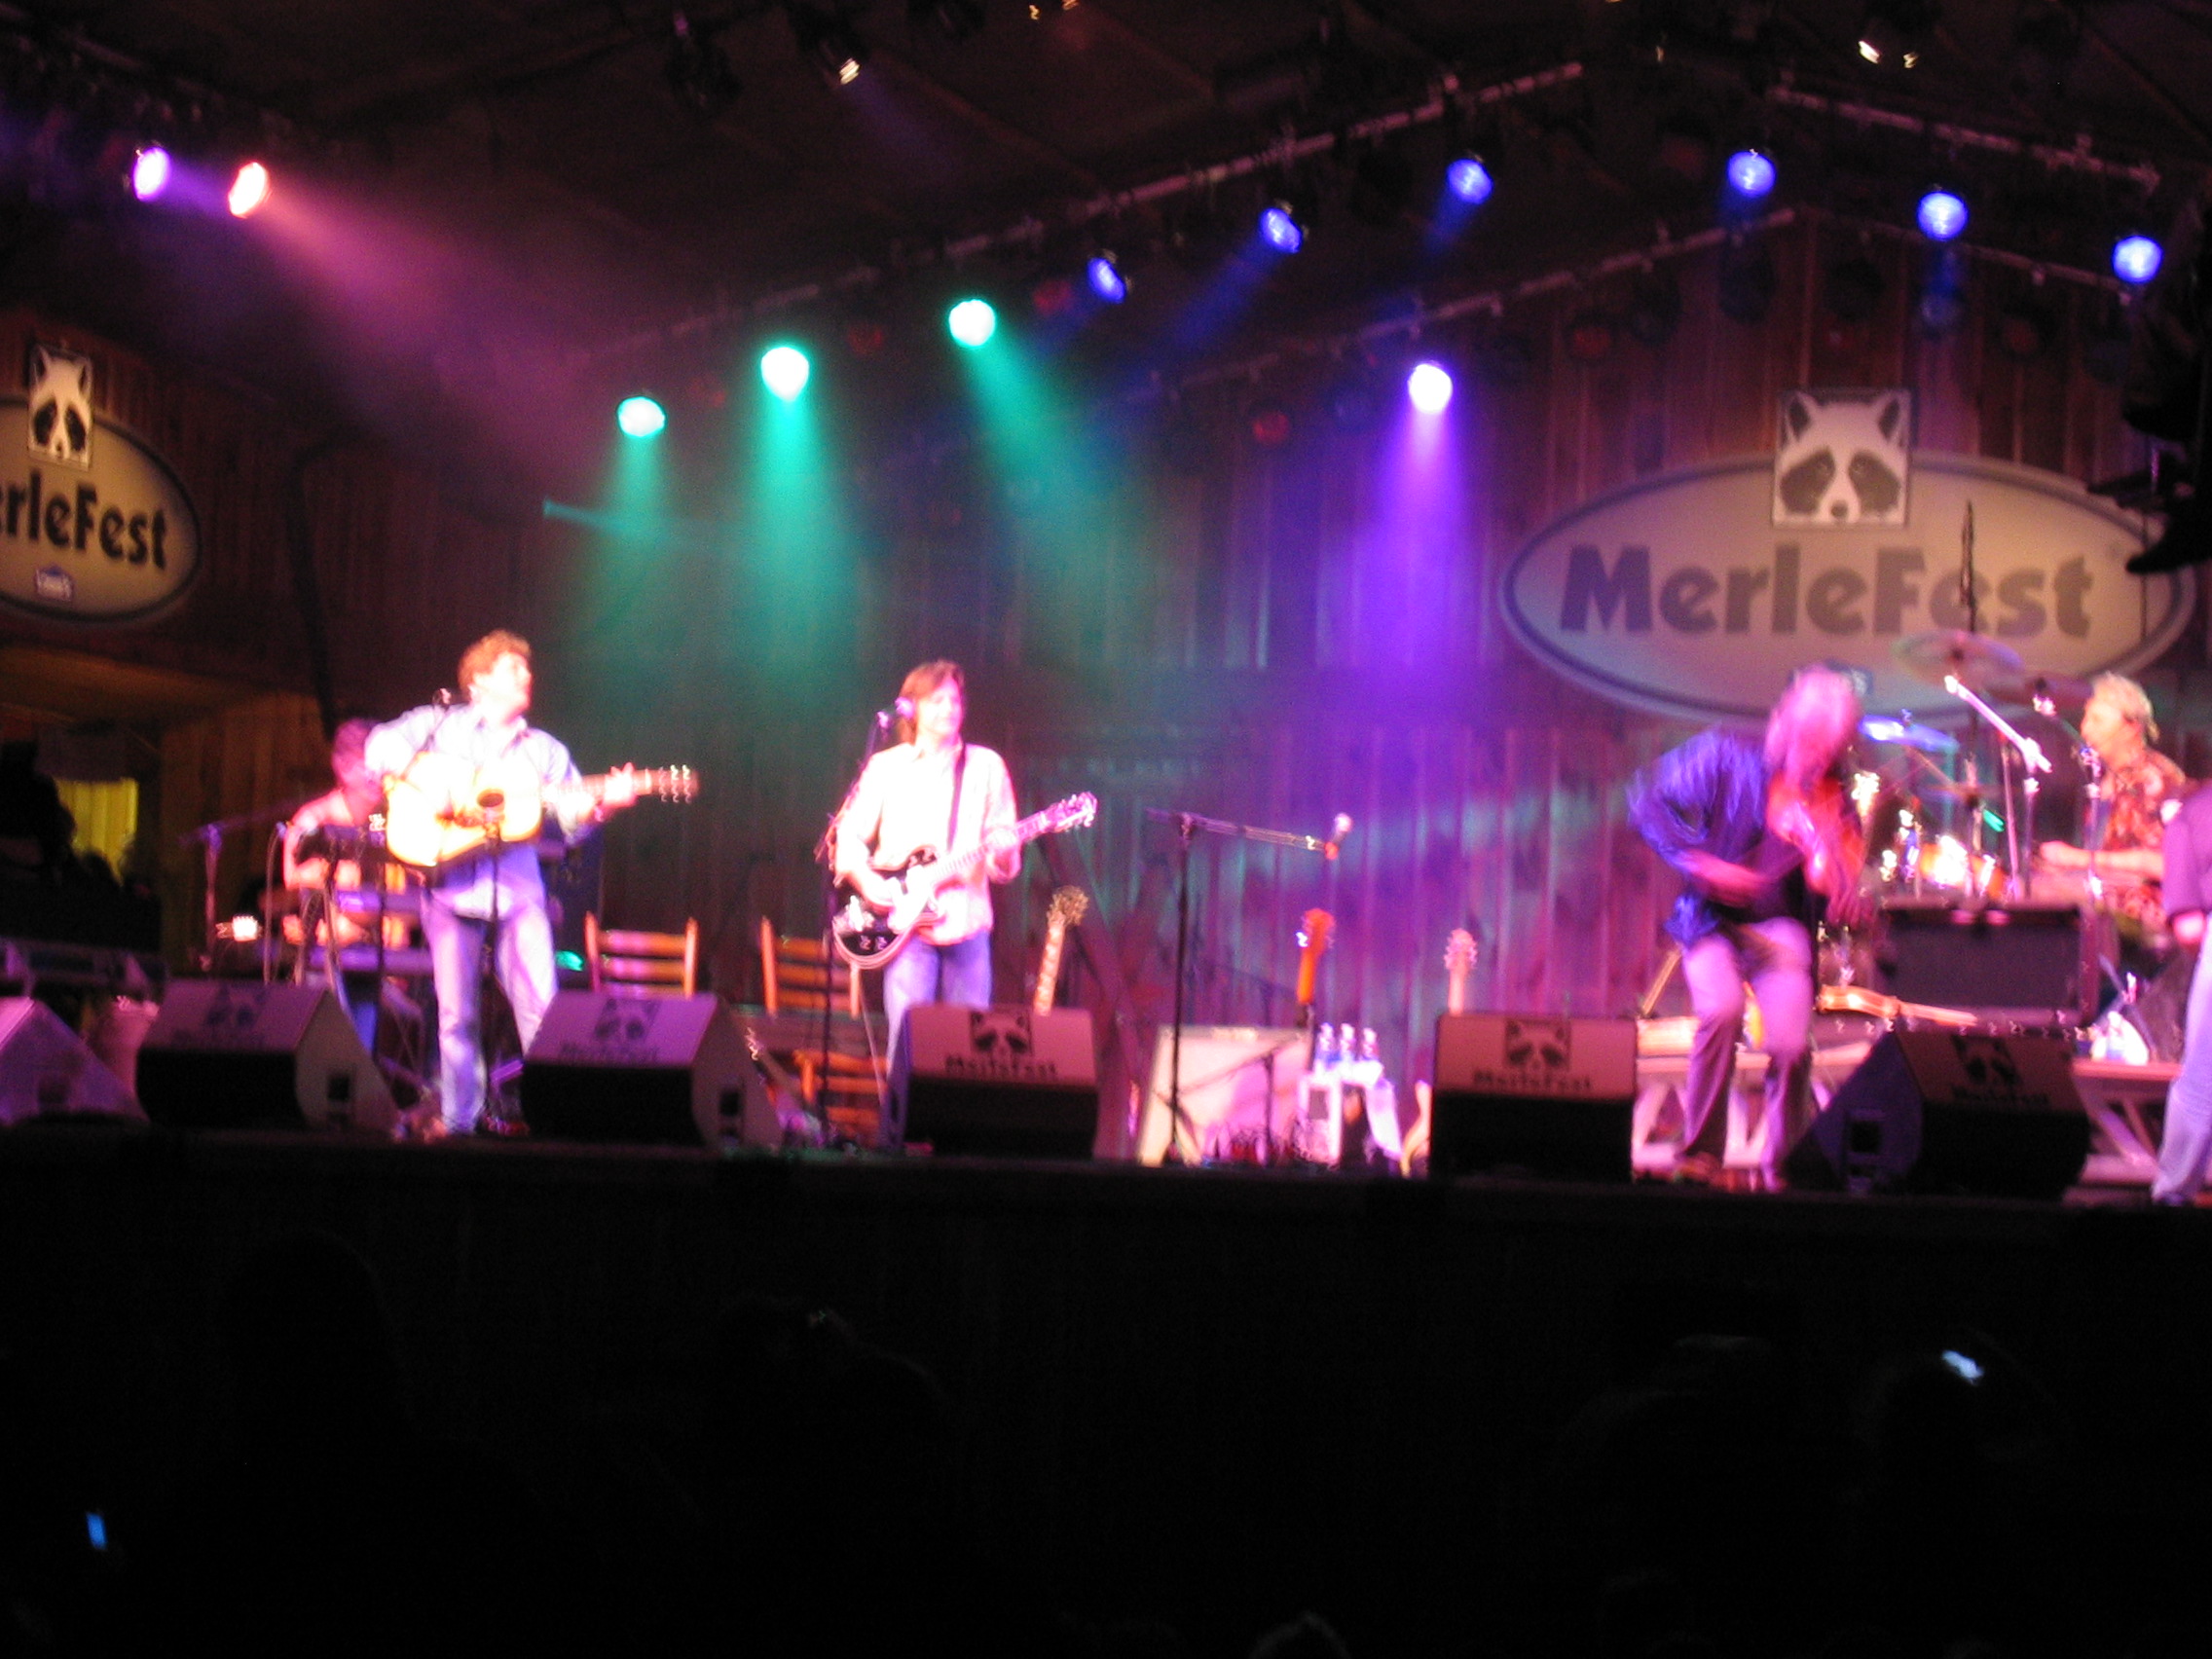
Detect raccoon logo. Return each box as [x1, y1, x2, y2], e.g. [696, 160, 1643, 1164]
[593, 997, 660, 1046]
[203, 985, 264, 1035]
[1503, 1018, 1571, 1071]
[1773, 389, 1910, 527]
[1957, 1039, 2022, 1095]
[969, 1009, 1033, 1055]
[26, 345, 92, 469]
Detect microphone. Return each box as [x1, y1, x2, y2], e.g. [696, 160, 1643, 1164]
[875, 696, 916, 728]
[1324, 813, 1354, 859]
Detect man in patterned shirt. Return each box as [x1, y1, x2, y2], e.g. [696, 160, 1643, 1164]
[2038, 674, 2192, 1053]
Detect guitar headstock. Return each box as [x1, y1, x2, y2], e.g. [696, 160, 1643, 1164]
[1044, 793, 1098, 831]
[1298, 908, 1335, 957]
[1445, 928, 1476, 975]
[653, 766, 699, 803]
[1047, 885, 1089, 929]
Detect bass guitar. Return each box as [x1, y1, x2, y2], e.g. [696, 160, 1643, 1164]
[832, 792, 1098, 970]
[385, 753, 697, 870]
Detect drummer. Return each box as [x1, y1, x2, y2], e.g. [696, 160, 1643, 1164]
[2036, 674, 2191, 1051]
[282, 718, 416, 1052]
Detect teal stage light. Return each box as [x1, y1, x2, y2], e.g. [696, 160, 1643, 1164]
[616, 395, 667, 437]
[760, 345, 812, 399]
[948, 297, 998, 348]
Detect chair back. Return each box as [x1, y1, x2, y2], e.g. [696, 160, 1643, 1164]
[759, 919, 862, 1017]
[586, 913, 698, 997]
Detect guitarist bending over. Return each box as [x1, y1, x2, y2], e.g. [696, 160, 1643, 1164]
[834, 660, 1020, 1061]
[1631, 667, 1863, 1190]
[366, 631, 639, 1138]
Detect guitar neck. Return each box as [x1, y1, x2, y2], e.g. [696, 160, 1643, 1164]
[940, 806, 1056, 882]
[1035, 921, 1069, 1014]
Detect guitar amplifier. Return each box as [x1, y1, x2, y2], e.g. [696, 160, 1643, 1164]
[894, 1004, 1098, 1158]
[1430, 1013, 1638, 1182]
[1875, 901, 2089, 1024]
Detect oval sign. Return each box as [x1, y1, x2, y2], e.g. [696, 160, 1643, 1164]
[1501, 452, 2193, 722]
[0, 396, 201, 625]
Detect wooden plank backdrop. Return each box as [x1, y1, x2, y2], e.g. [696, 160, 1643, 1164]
[3, 219, 2205, 1107]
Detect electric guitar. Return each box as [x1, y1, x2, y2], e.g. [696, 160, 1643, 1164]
[384, 752, 697, 870]
[832, 793, 1098, 969]
[1033, 886, 1088, 1013]
[1405, 928, 1477, 1175]
[1295, 907, 1334, 1025]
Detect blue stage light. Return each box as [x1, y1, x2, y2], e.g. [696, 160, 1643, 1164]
[1916, 189, 1968, 241]
[2113, 235, 2163, 285]
[1258, 203, 1305, 254]
[1087, 254, 1127, 303]
[1725, 149, 1775, 198]
[1445, 156, 1493, 205]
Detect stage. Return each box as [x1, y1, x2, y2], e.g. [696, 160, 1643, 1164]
[6, 1119, 2211, 1656]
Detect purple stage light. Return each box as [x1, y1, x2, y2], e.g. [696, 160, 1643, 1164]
[1407, 361, 1454, 414]
[129, 146, 172, 202]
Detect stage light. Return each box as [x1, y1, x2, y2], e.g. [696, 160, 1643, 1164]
[1445, 155, 1493, 205]
[1407, 360, 1455, 414]
[129, 145, 171, 202]
[1916, 189, 1968, 241]
[1858, 0, 1936, 66]
[1725, 149, 1775, 198]
[227, 161, 271, 218]
[791, 3, 867, 85]
[948, 297, 997, 348]
[2113, 234, 2162, 285]
[1258, 202, 1305, 254]
[1087, 253, 1127, 304]
[616, 395, 667, 437]
[759, 345, 811, 400]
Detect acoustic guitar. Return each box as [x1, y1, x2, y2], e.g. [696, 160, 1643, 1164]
[1033, 886, 1089, 1014]
[385, 753, 697, 870]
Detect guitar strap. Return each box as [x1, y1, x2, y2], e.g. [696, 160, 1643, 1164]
[946, 742, 969, 856]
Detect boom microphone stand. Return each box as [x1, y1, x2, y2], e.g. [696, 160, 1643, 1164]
[1144, 806, 1351, 1161]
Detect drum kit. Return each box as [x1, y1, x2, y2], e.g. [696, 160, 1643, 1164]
[1855, 628, 2095, 909]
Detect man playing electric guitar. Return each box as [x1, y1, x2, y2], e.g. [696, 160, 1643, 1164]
[833, 659, 1020, 1057]
[365, 630, 640, 1138]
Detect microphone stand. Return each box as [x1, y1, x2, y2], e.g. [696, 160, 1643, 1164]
[814, 708, 898, 1138]
[1144, 807, 1348, 1162]
[1943, 673, 2051, 898]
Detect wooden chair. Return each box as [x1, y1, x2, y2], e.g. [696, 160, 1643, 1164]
[758, 919, 862, 1018]
[585, 913, 699, 996]
[757, 919, 884, 1142]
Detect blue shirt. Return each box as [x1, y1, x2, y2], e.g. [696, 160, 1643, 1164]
[1630, 726, 1817, 946]
[365, 702, 585, 918]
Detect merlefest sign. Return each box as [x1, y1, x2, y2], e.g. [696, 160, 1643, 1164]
[0, 344, 201, 625]
[1502, 390, 2194, 723]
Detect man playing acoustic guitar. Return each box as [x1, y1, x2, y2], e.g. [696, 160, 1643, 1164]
[834, 660, 1020, 1064]
[366, 631, 639, 1138]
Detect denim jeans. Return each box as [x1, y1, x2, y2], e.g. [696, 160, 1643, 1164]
[423, 893, 555, 1135]
[2153, 932, 2212, 1202]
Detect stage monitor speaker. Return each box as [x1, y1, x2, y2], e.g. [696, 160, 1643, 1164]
[895, 1005, 1097, 1158]
[1430, 1013, 1638, 1182]
[1782, 1029, 2089, 1198]
[520, 992, 746, 1147]
[1876, 902, 2087, 1023]
[0, 998, 143, 1124]
[137, 981, 394, 1133]
[1136, 1025, 1307, 1164]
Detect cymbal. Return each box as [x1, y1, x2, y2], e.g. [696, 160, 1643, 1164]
[1860, 715, 1958, 753]
[1893, 629, 2023, 687]
[1983, 669, 2094, 708]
